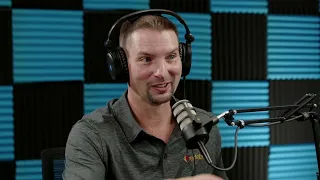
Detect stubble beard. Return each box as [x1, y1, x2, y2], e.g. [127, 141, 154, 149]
[146, 87, 174, 105]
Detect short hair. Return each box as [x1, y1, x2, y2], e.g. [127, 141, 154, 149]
[119, 15, 179, 48]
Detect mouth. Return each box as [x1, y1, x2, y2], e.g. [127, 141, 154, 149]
[152, 83, 169, 88]
[151, 82, 170, 93]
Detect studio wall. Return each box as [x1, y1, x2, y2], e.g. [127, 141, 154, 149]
[0, 0, 319, 179]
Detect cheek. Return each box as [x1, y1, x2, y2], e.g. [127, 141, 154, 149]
[169, 62, 183, 77]
[135, 68, 153, 81]
[129, 64, 152, 82]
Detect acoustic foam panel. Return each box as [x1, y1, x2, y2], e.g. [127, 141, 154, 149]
[268, 0, 319, 15]
[12, 9, 84, 83]
[210, 0, 268, 14]
[15, 160, 42, 180]
[212, 81, 270, 147]
[175, 80, 212, 112]
[12, 0, 82, 10]
[83, 0, 149, 10]
[150, 0, 210, 13]
[53, 159, 65, 180]
[13, 81, 83, 160]
[268, 143, 318, 180]
[0, 0, 11, 6]
[0, 161, 15, 180]
[267, 15, 320, 80]
[222, 146, 269, 180]
[211, 13, 267, 80]
[0, 8, 12, 85]
[269, 80, 320, 145]
[84, 83, 127, 114]
[0, 86, 14, 161]
[84, 10, 136, 83]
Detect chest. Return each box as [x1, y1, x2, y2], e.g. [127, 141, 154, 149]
[106, 137, 214, 180]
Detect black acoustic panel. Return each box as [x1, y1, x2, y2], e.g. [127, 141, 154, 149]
[211, 13, 267, 80]
[84, 10, 136, 83]
[14, 81, 84, 160]
[0, 8, 12, 85]
[174, 79, 211, 112]
[149, 0, 210, 13]
[269, 80, 320, 145]
[268, 0, 319, 15]
[0, 161, 15, 180]
[222, 147, 269, 180]
[12, 0, 82, 10]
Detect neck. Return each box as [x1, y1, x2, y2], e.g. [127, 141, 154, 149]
[127, 88, 173, 126]
[127, 87, 175, 142]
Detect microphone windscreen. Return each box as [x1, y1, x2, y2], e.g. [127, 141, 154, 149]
[172, 100, 196, 131]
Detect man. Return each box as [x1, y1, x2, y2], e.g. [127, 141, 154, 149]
[63, 13, 228, 180]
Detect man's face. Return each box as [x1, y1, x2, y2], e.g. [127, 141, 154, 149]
[125, 28, 182, 105]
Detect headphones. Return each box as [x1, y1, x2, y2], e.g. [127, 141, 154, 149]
[104, 9, 195, 82]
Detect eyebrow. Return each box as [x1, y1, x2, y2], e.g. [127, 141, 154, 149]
[137, 47, 179, 56]
[168, 47, 179, 54]
[137, 52, 153, 56]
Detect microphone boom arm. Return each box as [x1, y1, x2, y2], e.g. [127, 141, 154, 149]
[212, 93, 320, 178]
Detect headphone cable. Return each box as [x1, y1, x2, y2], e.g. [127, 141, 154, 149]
[183, 76, 186, 99]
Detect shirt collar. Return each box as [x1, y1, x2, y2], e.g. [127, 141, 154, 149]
[109, 90, 182, 143]
[109, 90, 143, 143]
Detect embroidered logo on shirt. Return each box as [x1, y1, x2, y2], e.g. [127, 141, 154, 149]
[183, 153, 204, 162]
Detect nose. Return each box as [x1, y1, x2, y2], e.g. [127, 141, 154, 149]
[153, 60, 168, 79]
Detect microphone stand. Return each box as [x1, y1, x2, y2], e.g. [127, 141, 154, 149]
[195, 93, 319, 175]
[212, 93, 320, 179]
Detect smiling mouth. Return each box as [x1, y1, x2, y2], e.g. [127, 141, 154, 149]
[153, 83, 169, 88]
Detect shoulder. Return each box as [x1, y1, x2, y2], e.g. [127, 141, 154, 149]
[69, 100, 118, 137]
[81, 106, 114, 127]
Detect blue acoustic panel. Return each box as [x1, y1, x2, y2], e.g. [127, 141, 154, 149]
[16, 160, 42, 180]
[164, 13, 212, 81]
[210, 0, 268, 14]
[268, 143, 318, 180]
[0, 86, 14, 161]
[212, 81, 270, 147]
[0, 0, 11, 6]
[12, 9, 84, 83]
[267, 15, 320, 80]
[84, 83, 127, 114]
[83, 0, 149, 10]
[54, 160, 64, 180]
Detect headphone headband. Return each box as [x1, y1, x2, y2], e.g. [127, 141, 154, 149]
[104, 9, 195, 50]
[104, 9, 194, 81]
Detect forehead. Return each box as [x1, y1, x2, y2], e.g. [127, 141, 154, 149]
[127, 29, 179, 54]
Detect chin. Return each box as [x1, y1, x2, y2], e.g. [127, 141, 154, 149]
[147, 92, 173, 105]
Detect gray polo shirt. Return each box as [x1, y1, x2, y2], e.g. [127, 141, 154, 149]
[62, 90, 228, 180]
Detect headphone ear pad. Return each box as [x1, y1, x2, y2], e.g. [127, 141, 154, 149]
[179, 42, 192, 77]
[106, 47, 129, 81]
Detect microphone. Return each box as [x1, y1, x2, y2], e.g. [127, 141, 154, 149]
[171, 96, 239, 172]
[171, 96, 214, 164]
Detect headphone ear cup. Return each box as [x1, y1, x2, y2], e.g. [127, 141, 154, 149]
[179, 42, 192, 77]
[106, 47, 129, 81]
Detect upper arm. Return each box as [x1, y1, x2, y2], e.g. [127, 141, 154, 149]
[63, 120, 107, 180]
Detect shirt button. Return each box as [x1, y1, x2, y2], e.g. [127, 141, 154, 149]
[163, 153, 168, 159]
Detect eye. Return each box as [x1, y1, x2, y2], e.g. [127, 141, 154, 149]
[167, 53, 177, 60]
[140, 57, 151, 63]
